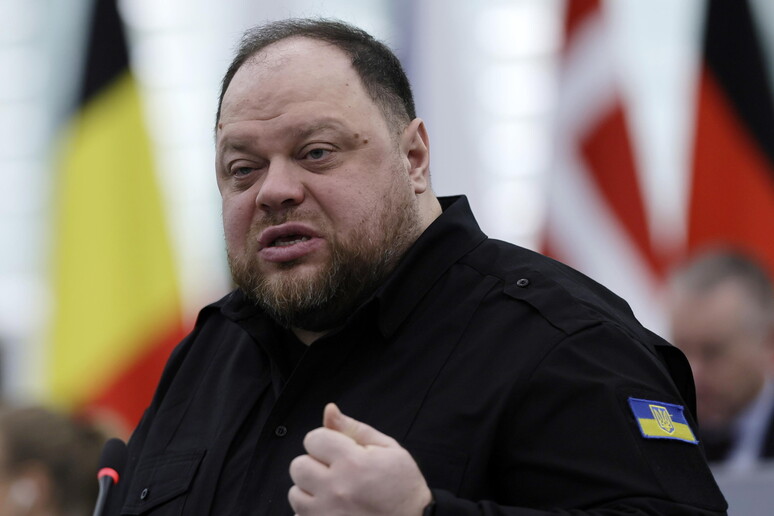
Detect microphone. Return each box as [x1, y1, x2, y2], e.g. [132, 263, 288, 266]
[93, 438, 127, 516]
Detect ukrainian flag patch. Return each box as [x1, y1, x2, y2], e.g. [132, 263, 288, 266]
[628, 397, 698, 444]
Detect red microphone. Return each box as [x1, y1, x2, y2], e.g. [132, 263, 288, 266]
[93, 438, 127, 516]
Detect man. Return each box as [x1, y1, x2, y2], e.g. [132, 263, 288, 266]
[669, 249, 774, 470]
[104, 19, 727, 515]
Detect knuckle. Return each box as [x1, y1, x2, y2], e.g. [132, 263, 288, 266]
[288, 455, 305, 477]
[330, 483, 355, 504]
[307, 426, 332, 441]
[395, 447, 414, 463]
[340, 450, 366, 471]
[302, 428, 321, 449]
[287, 485, 302, 509]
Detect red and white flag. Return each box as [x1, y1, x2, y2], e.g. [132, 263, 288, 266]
[543, 0, 667, 332]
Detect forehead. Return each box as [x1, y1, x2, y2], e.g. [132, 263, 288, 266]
[672, 281, 764, 344]
[219, 37, 374, 124]
[245, 36, 352, 81]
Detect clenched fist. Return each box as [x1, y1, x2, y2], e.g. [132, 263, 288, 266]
[288, 403, 433, 515]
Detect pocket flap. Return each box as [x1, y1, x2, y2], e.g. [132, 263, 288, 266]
[121, 449, 205, 515]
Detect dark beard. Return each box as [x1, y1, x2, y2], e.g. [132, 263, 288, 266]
[227, 181, 422, 332]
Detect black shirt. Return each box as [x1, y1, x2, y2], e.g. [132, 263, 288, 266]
[107, 196, 727, 515]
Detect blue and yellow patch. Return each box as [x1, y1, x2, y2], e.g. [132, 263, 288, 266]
[628, 397, 698, 444]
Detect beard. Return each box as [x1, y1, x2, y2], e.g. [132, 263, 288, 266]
[227, 173, 423, 332]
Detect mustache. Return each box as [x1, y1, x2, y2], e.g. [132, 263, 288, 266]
[248, 208, 320, 233]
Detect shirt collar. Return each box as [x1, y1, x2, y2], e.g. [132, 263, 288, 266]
[219, 195, 487, 338]
[370, 195, 487, 338]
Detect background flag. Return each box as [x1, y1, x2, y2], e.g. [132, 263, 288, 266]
[49, 0, 186, 434]
[687, 0, 774, 276]
[543, 0, 667, 331]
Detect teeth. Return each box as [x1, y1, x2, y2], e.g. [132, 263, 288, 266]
[272, 235, 310, 247]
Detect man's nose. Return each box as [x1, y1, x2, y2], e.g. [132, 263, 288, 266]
[254, 161, 305, 211]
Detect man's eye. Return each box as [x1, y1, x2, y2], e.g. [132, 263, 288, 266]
[305, 148, 331, 160]
[231, 167, 255, 177]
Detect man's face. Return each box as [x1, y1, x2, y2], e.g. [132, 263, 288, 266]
[670, 280, 773, 428]
[216, 37, 425, 333]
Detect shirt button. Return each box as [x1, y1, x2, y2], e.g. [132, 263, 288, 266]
[140, 488, 149, 500]
[275, 425, 288, 437]
[516, 278, 530, 287]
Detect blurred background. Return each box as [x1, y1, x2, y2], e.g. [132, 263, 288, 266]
[1, 0, 773, 481]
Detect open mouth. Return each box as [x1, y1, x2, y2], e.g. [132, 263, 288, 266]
[271, 235, 311, 247]
[258, 223, 320, 262]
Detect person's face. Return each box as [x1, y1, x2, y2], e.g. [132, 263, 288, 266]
[670, 281, 774, 428]
[0, 437, 44, 516]
[216, 37, 430, 334]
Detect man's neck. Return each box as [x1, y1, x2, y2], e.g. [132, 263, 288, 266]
[292, 327, 330, 346]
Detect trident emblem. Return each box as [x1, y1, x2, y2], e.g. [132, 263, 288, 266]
[649, 404, 675, 434]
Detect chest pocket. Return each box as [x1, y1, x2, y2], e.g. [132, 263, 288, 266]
[120, 449, 205, 515]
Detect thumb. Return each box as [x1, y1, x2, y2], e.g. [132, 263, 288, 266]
[322, 403, 395, 447]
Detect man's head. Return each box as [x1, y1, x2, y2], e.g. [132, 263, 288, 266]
[215, 19, 442, 342]
[216, 19, 416, 139]
[0, 406, 104, 516]
[668, 249, 774, 429]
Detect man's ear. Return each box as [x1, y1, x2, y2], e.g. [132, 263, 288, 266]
[400, 118, 431, 194]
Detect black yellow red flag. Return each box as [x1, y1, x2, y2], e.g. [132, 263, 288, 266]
[688, 0, 774, 275]
[50, 0, 185, 434]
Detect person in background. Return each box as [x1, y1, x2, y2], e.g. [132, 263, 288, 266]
[0, 405, 104, 516]
[669, 249, 774, 469]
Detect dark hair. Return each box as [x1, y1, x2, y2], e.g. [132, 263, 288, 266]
[216, 18, 416, 136]
[0, 406, 105, 514]
[671, 248, 774, 330]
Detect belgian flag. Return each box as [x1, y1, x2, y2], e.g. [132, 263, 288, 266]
[688, 0, 774, 275]
[50, 0, 186, 434]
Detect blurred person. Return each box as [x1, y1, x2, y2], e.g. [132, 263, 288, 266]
[0, 405, 105, 516]
[669, 249, 774, 469]
[103, 19, 726, 515]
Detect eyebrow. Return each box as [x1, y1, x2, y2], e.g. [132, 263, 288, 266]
[289, 119, 348, 139]
[221, 140, 251, 153]
[218, 118, 350, 154]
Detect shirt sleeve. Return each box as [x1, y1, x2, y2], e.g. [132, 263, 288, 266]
[429, 322, 728, 515]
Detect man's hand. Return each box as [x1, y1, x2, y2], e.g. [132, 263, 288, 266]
[288, 403, 433, 515]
